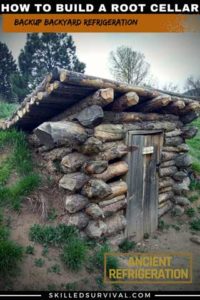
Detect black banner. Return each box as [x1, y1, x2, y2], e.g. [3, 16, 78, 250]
[0, 0, 200, 14]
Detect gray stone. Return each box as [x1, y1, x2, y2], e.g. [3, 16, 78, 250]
[65, 194, 89, 213]
[86, 220, 107, 238]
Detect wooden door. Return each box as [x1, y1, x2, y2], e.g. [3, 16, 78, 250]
[125, 130, 163, 241]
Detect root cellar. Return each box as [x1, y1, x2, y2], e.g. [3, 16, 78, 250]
[1, 69, 199, 242]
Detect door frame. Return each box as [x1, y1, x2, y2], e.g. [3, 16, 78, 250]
[124, 129, 163, 239]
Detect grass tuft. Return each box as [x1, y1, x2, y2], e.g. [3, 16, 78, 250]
[61, 238, 87, 271]
[29, 224, 78, 247]
[0, 240, 23, 276]
[93, 243, 119, 274]
[119, 239, 136, 252]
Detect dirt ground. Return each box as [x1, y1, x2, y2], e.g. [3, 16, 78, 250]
[0, 195, 200, 292]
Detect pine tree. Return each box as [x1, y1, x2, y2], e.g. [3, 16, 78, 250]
[0, 42, 18, 102]
[19, 33, 86, 90]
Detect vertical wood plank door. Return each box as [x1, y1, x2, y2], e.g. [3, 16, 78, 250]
[125, 130, 163, 241]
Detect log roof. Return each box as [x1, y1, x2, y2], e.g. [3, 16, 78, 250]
[1, 69, 200, 131]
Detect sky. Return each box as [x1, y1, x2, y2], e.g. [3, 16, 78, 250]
[0, 19, 200, 91]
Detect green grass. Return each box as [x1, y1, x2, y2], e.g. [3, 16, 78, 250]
[29, 224, 78, 247]
[25, 245, 35, 255]
[48, 264, 61, 274]
[34, 258, 45, 267]
[186, 207, 196, 218]
[93, 243, 120, 274]
[190, 218, 200, 231]
[189, 194, 199, 203]
[187, 118, 200, 175]
[61, 238, 87, 271]
[119, 239, 136, 252]
[0, 130, 40, 210]
[0, 102, 18, 119]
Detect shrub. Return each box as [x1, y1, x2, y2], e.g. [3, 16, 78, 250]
[34, 258, 45, 267]
[186, 208, 196, 218]
[94, 243, 119, 274]
[25, 245, 35, 255]
[0, 240, 23, 275]
[119, 239, 136, 252]
[29, 224, 78, 247]
[61, 238, 87, 271]
[190, 218, 200, 231]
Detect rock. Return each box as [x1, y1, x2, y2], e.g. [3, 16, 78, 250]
[172, 205, 185, 216]
[75, 105, 104, 128]
[85, 204, 104, 219]
[104, 213, 127, 236]
[177, 144, 190, 152]
[34, 121, 88, 148]
[108, 232, 126, 249]
[82, 161, 108, 175]
[165, 136, 184, 147]
[86, 220, 107, 238]
[174, 177, 190, 196]
[175, 154, 192, 168]
[102, 199, 127, 218]
[42, 147, 72, 161]
[61, 152, 88, 173]
[94, 124, 125, 142]
[182, 126, 198, 139]
[68, 212, 89, 229]
[173, 171, 188, 182]
[80, 137, 103, 155]
[59, 172, 89, 192]
[190, 236, 200, 245]
[82, 179, 112, 199]
[65, 194, 89, 213]
[28, 134, 41, 148]
[174, 196, 191, 206]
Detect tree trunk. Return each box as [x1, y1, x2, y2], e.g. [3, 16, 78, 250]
[102, 199, 127, 218]
[94, 124, 125, 141]
[134, 95, 172, 112]
[159, 177, 175, 190]
[106, 181, 128, 200]
[161, 151, 177, 162]
[159, 192, 174, 204]
[103, 111, 178, 123]
[124, 120, 182, 132]
[51, 88, 114, 122]
[93, 161, 128, 182]
[111, 92, 139, 111]
[165, 129, 182, 138]
[160, 160, 175, 168]
[99, 195, 126, 208]
[159, 166, 177, 177]
[158, 201, 172, 217]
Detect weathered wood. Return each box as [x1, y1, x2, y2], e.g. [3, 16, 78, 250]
[111, 92, 139, 111]
[99, 195, 126, 208]
[164, 100, 186, 115]
[159, 177, 175, 190]
[94, 124, 124, 141]
[34, 121, 88, 148]
[161, 152, 177, 162]
[65, 194, 89, 213]
[159, 186, 173, 193]
[102, 199, 127, 218]
[159, 192, 174, 204]
[105, 181, 128, 200]
[94, 141, 129, 161]
[82, 179, 112, 199]
[159, 166, 177, 177]
[160, 160, 175, 168]
[175, 154, 192, 168]
[82, 160, 108, 174]
[164, 136, 184, 147]
[61, 152, 88, 173]
[162, 144, 189, 153]
[182, 126, 198, 139]
[180, 102, 200, 115]
[58, 69, 160, 97]
[158, 201, 173, 217]
[104, 213, 127, 236]
[165, 129, 182, 138]
[59, 172, 89, 192]
[103, 111, 179, 123]
[93, 161, 128, 182]
[124, 120, 182, 132]
[134, 95, 172, 112]
[74, 105, 104, 128]
[80, 137, 103, 155]
[52, 88, 114, 122]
